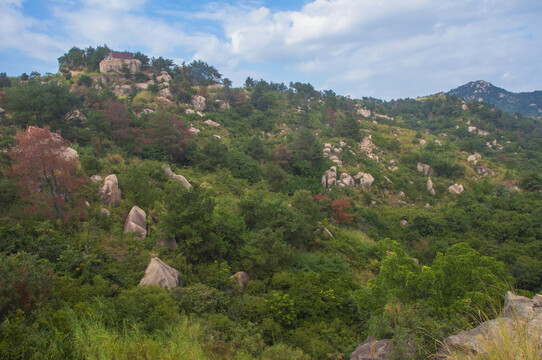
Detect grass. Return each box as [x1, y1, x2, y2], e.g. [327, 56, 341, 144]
[441, 316, 542, 360]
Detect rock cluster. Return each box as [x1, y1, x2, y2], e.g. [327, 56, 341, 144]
[323, 142, 345, 166]
[322, 167, 374, 189]
[350, 336, 415, 360]
[139, 257, 182, 290]
[359, 136, 378, 160]
[99, 174, 121, 207]
[322, 167, 337, 188]
[474, 165, 495, 176]
[162, 165, 191, 189]
[438, 292, 542, 357]
[123, 206, 146, 239]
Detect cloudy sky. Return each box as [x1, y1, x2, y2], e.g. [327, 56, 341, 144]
[1, 0, 541, 99]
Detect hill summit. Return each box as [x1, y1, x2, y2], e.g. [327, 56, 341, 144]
[447, 80, 542, 116]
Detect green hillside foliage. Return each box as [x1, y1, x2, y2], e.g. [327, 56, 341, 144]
[0, 51, 541, 359]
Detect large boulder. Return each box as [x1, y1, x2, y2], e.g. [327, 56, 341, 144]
[439, 292, 542, 357]
[99, 58, 142, 74]
[162, 165, 191, 189]
[340, 173, 356, 188]
[192, 95, 206, 112]
[355, 172, 374, 188]
[417, 162, 433, 176]
[322, 166, 337, 188]
[123, 206, 146, 239]
[99, 174, 121, 206]
[229, 271, 250, 292]
[448, 184, 464, 194]
[139, 257, 182, 290]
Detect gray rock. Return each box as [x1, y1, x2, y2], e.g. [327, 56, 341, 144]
[448, 184, 464, 194]
[185, 108, 195, 114]
[90, 175, 102, 183]
[123, 206, 146, 239]
[229, 271, 250, 292]
[340, 173, 355, 188]
[420, 139, 427, 146]
[192, 95, 206, 112]
[359, 173, 375, 188]
[204, 119, 220, 127]
[139, 257, 182, 290]
[162, 165, 191, 189]
[417, 162, 433, 176]
[503, 292, 534, 319]
[401, 220, 409, 227]
[427, 178, 435, 196]
[99, 174, 121, 207]
[350, 337, 415, 360]
[322, 167, 337, 188]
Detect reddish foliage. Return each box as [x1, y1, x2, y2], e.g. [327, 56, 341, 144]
[312, 193, 331, 202]
[101, 100, 132, 138]
[331, 197, 354, 223]
[8, 126, 87, 220]
[273, 144, 293, 166]
[326, 107, 337, 126]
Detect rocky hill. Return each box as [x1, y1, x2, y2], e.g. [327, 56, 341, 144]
[447, 80, 542, 117]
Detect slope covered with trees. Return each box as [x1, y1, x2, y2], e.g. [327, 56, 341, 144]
[0, 48, 541, 359]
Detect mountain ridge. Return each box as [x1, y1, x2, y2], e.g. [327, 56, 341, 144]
[447, 80, 542, 117]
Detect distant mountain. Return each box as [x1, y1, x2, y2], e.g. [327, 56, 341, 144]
[447, 80, 542, 117]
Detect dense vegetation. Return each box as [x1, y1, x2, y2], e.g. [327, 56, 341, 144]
[0, 48, 541, 359]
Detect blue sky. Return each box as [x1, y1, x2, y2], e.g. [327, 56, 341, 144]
[1, 0, 541, 99]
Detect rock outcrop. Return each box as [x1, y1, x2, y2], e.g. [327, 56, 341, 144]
[229, 271, 250, 292]
[339, 173, 356, 188]
[162, 165, 191, 189]
[359, 136, 378, 160]
[417, 162, 433, 176]
[322, 167, 337, 188]
[99, 175, 121, 207]
[427, 178, 436, 196]
[350, 337, 415, 360]
[99, 58, 142, 74]
[438, 292, 542, 357]
[192, 95, 206, 112]
[448, 184, 464, 194]
[123, 206, 146, 239]
[139, 257, 182, 290]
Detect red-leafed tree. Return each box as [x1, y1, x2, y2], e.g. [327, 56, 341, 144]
[331, 198, 354, 224]
[8, 126, 87, 220]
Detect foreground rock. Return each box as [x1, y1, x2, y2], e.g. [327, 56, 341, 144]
[123, 206, 146, 239]
[438, 292, 542, 357]
[139, 257, 182, 290]
[162, 165, 191, 189]
[99, 174, 121, 206]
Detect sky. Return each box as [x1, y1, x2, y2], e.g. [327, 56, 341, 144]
[1, 0, 541, 100]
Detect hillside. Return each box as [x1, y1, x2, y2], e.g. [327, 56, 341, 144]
[447, 80, 542, 117]
[0, 47, 541, 359]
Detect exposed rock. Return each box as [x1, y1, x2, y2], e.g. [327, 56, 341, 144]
[467, 153, 482, 164]
[65, 110, 86, 125]
[156, 237, 177, 250]
[350, 337, 392, 360]
[462, 103, 469, 111]
[324, 143, 332, 149]
[219, 101, 230, 110]
[474, 165, 495, 177]
[434, 139, 442, 146]
[90, 175, 102, 183]
[340, 173, 355, 188]
[99, 174, 121, 207]
[439, 292, 542, 357]
[156, 71, 172, 83]
[420, 139, 427, 146]
[401, 220, 409, 227]
[448, 184, 464, 194]
[188, 126, 200, 135]
[333, 147, 342, 155]
[427, 178, 436, 196]
[60, 147, 79, 161]
[99, 58, 142, 74]
[113, 84, 132, 96]
[359, 136, 378, 159]
[162, 165, 191, 189]
[213, 134, 221, 140]
[123, 206, 146, 239]
[185, 109, 195, 114]
[358, 173, 375, 188]
[417, 162, 433, 176]
[322, 167, 337, 189]
[158, 87, 172, 98]
[192, 95, 206, 112]
[468, 126, 477, 132]
[204, 119, 220, 127]
[356, 108, 372, 117]
[229, 271, 250, 292]
[398, 191, 405, 197]
[139, 257, 182, 290]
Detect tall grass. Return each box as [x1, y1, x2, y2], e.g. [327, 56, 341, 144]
[442, 316, 542, 360]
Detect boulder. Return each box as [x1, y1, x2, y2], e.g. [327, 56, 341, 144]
[417, 162, 433, 176]
[448, 184, 464, 194]
[100, 208, 110, 216]
[139, 257, 182, 290]
[123, 206, 146, 239]
[156, 71, 172, 83]
[192, 95, 206, 112]
[358, 173, 375, 188]
[229, 271, 250, 292]
[427, 178, 436, 196]
[162, 165, 191, 189]
[185, 109, 195, 114]
[322, 167, 337, 189]
[340, 173, 355, 188]
[324, 143, 332, 149]
[356, 108, 371, 117]
[90, 175, 102, 183]
[158, 87, 172, 98]
[188, 126, 200, 135]
[400, 220, 409, 227]
[439, 292, 542, 357]
[474, 165, 495, 176]
[100, 58, 142, 74]
[420, 139, 427, 146]
[99, 174, 121, 207]
[204, 119, 220, 127]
